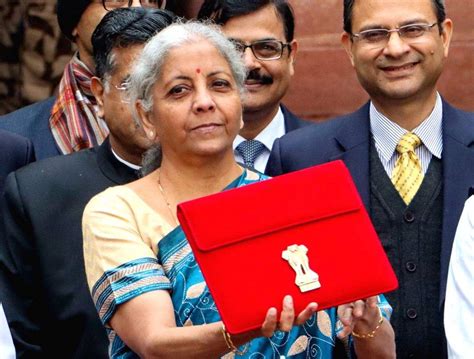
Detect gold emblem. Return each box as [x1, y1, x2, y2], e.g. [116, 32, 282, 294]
[282, 244, 321, 292]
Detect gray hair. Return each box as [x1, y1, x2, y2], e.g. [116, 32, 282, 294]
[128, 20, 247, 116]
[128, 20, 247, 174]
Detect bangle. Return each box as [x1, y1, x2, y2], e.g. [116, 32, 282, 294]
[352, 307, 384, 339]
[221, 324, 249, 355]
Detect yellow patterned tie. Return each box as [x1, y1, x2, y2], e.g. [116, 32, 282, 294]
[391, 132, 424, 205]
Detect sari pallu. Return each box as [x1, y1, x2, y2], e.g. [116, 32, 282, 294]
[85, 170, 392, 358]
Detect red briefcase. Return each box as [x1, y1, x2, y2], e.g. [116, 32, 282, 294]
[177, 160, 398, 335]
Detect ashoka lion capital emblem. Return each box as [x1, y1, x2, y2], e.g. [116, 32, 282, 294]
[282, 244, 321, 292]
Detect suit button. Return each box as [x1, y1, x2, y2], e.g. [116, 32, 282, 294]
[406, 261, 417, 272]
[404, 211, 415, 223]
[406, 308, 418, 319]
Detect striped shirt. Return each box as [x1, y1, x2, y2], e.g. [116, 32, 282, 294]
[370, 93, 443, 177]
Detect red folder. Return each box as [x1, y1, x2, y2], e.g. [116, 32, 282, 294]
[177, 160, 398, 335]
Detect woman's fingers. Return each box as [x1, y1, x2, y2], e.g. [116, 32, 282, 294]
[352, 300, 366, 318]
[279, 295, 295, 332]
[295, 302, 318, 326]
[261, 307, 278, 337]
[261, 296, 318, 337]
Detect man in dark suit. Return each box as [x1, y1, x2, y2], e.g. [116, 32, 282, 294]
[0, 130, 35, 193]
[198, 0, 310, 172]
[267, 0, 473, 358]
[0, 8, 174, 358]
[0, 0, 167, 160]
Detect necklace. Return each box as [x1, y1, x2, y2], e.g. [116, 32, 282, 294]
[157, 170, 179, 226]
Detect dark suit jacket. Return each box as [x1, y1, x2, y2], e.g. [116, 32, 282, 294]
[0, 97, 59, 160]
[267, 100, 474, 306]
[0, 130, 35, 194]
[281, 105, 312, 133]
[0, 138, 139, 358]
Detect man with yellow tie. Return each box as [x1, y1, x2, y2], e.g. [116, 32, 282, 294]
[266, 0, 474, 358]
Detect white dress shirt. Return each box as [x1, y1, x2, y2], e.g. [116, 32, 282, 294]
[370, 93, 443, 176]
[445, 196, 474, 358]
[234, 107, 285, 173]
[0, 303, 15, 359]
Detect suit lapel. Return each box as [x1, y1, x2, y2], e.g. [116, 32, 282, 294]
[329, 103, 372, 210]
[97, 138, 139, 185]
[440, 100, 474, 304]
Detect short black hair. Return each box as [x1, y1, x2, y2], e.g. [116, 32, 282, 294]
[343, 0, 446, 34]
[197, 0, 295, 42]
[92, 7, 176, 79]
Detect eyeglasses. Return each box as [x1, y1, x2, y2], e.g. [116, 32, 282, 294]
[110, 81, 130, 103]
[351, 23, 439, 45]
[98, 0, 166, 11]
[231, 40, 291, 61]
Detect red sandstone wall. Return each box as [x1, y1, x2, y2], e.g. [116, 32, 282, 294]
[284, 0, 474, 121]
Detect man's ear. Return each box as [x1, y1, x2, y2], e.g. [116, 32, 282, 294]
[71, 27, 78, 42]
[288, 39, 298, 76]
[91, 77, 105, 118]
[136, 100, 157, 142]
[341, 32, 355, 67]
[440, 18, 453, 58]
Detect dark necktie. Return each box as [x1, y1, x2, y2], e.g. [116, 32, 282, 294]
[236, 140, 266, 168]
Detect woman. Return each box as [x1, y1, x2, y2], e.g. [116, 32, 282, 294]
[82, 21, 395, 358]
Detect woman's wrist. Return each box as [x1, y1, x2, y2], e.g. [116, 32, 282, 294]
[221, 324, 250, 355]
[352, 307, 384, 339]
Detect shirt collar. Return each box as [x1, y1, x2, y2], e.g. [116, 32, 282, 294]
[370, 92, 443, 162]
[111, 148, 141, 170]
[234, 106, 285, 150]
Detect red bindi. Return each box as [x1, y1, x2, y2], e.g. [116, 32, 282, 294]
[196, 68, 201, 74]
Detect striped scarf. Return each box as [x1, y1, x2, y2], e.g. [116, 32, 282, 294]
[49, 54, 109, 154]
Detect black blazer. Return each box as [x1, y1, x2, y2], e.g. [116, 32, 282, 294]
[267, 99, 474, 306]
[0, 130, 35, 194]
[0, 138, 138, 358]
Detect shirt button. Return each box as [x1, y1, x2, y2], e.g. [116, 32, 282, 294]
[406, 261, 417, 272]
[404, 211, 415, 223]
[406, 308, 418, 319]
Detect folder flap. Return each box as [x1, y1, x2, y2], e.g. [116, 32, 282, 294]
[177, 160, 363, 252]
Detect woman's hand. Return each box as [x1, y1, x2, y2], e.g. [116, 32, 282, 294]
[231, 295, 318, 346]
[261, 295, 318, 337]
[336, 296, 381, 339]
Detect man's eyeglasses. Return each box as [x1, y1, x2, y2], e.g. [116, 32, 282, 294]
[351, 23, 439, 45]
[232, 40, 291, 61]
[97, 0, 166, 11]
[111, 81, 130, 103]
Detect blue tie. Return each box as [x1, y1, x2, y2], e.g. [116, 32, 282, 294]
[236, 140, 266, 168]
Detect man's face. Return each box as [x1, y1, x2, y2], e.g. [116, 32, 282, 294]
[72, 1, 144, 70]
[341, 0, 452, 104]
[222, 4, 297, 116]
[92, 44, 152, 163]
[72, 3, 108, 67]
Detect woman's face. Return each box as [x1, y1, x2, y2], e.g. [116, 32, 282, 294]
[141, 39, 243, 162]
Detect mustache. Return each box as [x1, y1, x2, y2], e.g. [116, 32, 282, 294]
[246, 69, 273, 85]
